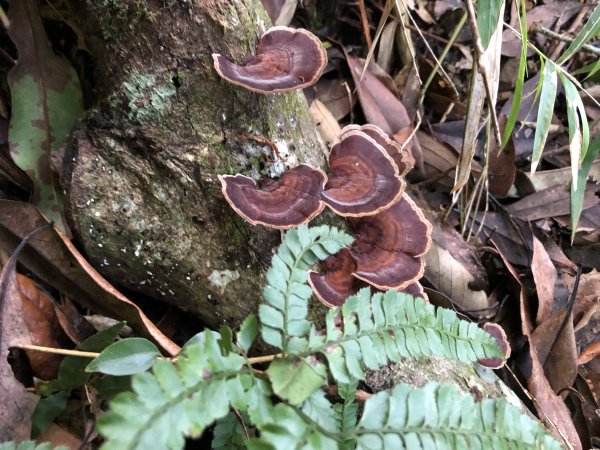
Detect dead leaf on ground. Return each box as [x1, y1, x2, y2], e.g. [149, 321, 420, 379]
[420, 208, 492, 316]
[310, 79, 355, 121]
[531, 309, 578, 393]
[16, 274, 69, 380]
[0, 261, 38, 441]
[36, 423, 81, 450]
[309, 99, 341, 148]
[0, 200, 179, 355]
[528, 343, 582, 450]
[506, 184, 599, 222]
[532, 234, 557, 325]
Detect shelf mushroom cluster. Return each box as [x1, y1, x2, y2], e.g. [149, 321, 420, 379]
[213, 26, 432, 307]
[219, 125, 432, 308]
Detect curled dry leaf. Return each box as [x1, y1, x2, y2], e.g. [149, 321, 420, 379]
[418, 206, 491, 315]
[0, 200, 179, 355]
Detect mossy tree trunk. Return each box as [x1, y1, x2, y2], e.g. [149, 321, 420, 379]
[62, 0, 327, 329]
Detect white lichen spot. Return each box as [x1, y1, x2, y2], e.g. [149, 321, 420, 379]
[98, 243, 103, 248]
[208, 269, 240, 293]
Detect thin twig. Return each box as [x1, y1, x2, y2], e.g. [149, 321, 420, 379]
[357, 0, 374, 52]
[535, 25, 600, 58]
[13, 344, 100, 358]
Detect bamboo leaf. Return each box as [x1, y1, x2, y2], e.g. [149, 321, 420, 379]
[571, 136, 600, 240]
[501, 0, 527, 149]
[557, 3, 600, 64]
[531, 59, 558, 173]
[559, 72, 589, 190]
[477, 0, 503, 49]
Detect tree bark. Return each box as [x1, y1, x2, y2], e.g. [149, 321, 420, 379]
[62, 0, 327, 329]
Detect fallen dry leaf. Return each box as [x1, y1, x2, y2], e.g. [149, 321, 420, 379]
[17, 274, 69, 380]
[532, 234, 557, 325]
[506, 184, 599, 221]
[0, 261, 38, 441]
[36, 423, 81, 450]
[531, 309, 578, 393]
[309, 99, 341, 148]
[0, 200, 179, 355]
[421, 209, 491, 315]
[528, 343, 582, 450]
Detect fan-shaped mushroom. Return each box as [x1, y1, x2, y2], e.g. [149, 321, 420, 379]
[212, 26, 327, 93]
[308, 248, 365, 308]
[342, 124, 413, 176]
[350, 194, 432, 290]
[321, 130, 404, 217]
[478, 322, 511, 369]
[218, 164, 326, 229]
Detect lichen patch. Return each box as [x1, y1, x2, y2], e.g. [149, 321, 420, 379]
[208, 269, 240, 292]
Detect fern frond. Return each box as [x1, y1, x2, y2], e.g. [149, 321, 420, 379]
[335, 382, 358, 450]
[212, 412, 249, 449]
[247, 403, 340, 450]
[260, 225, 353, 350]
[355, 383, 563, 450]
[0, 443, 67, 450]
[303, 289, 503, 384]
[97, 331, 264, 450]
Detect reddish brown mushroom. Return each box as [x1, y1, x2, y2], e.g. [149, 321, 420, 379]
[478, 322, 511, 369]
[218, 164, 326, 229]
[212, 26, 327, 93]
[349, 194, 432, 290]
[308, 248, 365, 308]
[321, 130, 404, 217]
[342, 124, 413, 176]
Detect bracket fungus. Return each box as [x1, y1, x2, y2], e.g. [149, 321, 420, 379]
[308, 248, 366, 308]
[477, 322, 511, 369]
[218, 164, 326, 229]
[321, 129, 405, 217]
[349, 195, 432, 290]
[343, 124, 413, 177]
[212, 26, 327, 93]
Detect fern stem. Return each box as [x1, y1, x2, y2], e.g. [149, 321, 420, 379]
[247, 353, 284, 364]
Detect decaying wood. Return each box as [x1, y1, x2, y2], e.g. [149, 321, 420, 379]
[62, 0, 327, 328]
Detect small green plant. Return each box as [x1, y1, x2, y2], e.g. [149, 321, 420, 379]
[80, 225, 561, 449]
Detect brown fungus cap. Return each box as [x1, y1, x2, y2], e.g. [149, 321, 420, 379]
[349, 195, 432, 290]
[342, 124, 413, 176]
[321, 130, 404, 217]
[212, 26, 327, 94]
[478, 322, 511, 369]
[219, 164, 326, 229]
[308, 248, 365, 308]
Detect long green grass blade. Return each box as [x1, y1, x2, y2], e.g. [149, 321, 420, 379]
[531, 59, 558, 173]
[558, 3, 600, 64]
[501, 0, 528, 149]
[571, 136, 600, 241]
